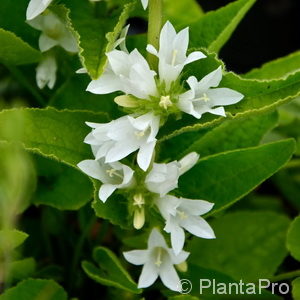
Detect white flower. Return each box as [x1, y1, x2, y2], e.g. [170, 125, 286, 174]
[87, 49, 157, 100]
[178, 66, 244, 119]
[85, 113, 160, 171]
[147, 21, 206, 90]
[36, 54, 57, 89]
[26, 0, 53, 20]
[141, 0, 148, 9]
[145, 152, 199, 196]
[27, 11, 78, 53]
[156, 196, 215, 255]
[77, 158, 134, 202]
[123, 228, 189, 291]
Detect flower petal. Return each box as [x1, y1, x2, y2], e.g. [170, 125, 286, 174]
[207, 88, 244, 106]
[159, 21, 177, 59]
[99, 184, 117, 202]
[138, 262, 159, 288]
[123, 250, 148, 265]
[181, 216, 215, 239]
[180, 199, 214, 216]
[86, 73, 123, 95]
[59, 32, 78, 53]
[185, 51, 206, 65]
[179, 152, 199, 175]
[137, 141, 156, 171]
[105, 141, 138, 163]
[169, 222, 185, 255]
[120, 165, 134, 186]
[141, 0, 149, 10]
[168, 249, 190, 265]
[146, 44, 158, 56]
[197, 66, 223, 91]
[207, 106, 226, 117]
[148, 228, 168, 249]
[159, 262, 181, 292]
[39, 34, 58, 52]
[77, 160, 102, 180]
[26, 0, 52, 20]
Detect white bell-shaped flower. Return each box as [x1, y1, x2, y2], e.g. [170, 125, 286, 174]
[36, 54, 57, 89]
[145, 152, 199, 196]
[147, 21, 206, 90]
[26, 0, 53, 20]
[27, 11, 78, 53]
[77, 158, 134, 202]
[123, 228, 189, 291]
[178, 66, 244, 119]
[87, 49, 158, 100]
[156, 196, 215, 255]
[84, 113, 160, 171]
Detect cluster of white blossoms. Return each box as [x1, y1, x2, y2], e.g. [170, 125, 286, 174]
[26, 0, 78, 89]
[78, 18, 244, 292]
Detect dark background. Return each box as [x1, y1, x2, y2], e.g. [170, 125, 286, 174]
[198, 0, 300, 74]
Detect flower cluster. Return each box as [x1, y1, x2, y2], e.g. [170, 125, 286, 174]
[78, 20, 244, 292]
[26, 0, 77, 89]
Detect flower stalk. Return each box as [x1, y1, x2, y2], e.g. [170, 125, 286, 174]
[147, 0, 163, 71]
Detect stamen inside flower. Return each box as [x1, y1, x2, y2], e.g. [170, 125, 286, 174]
[159, 95, 173, 110]
[133, 194, 145, 208]
[106, 168, 123, 179]
[177, 209, 188, 220]
[134, 130, 146, 139]
[171, 49, 178, 66]
[154, 247, 163, 267]
[197, 93, 210, 102]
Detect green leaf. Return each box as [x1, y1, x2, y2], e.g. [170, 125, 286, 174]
[189, 0, 256, 52]
[82, 246, 141, 294]
[49, 75, 119, 118]
[244, 51, 300, 80]
[179, 139, 295, 214]
[159, 111, 278, 160]
[64, 0, 135, 79]
[0, 108, 108, 167]
[33, 156, 93, 210]
[287, 216, 300, 262]
[162, 52, 300, 141]
[184, 112, 278, 157]
[292, 278, 300, 300]
[273, 170, 300, 211]
[0, 229, 28, 255]
[189, 211, 290, 282]
[0, 29, 41, 65]
[164, 0, 204, 27]
[0, 279, 67, 300]
[6, 258, 36, 282]
[182, 264, 281, 299]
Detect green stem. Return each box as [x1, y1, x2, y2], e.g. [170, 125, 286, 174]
[147, 0, 163, 71]
[5, 64, 46, 107]
[269, 270, 300, 282]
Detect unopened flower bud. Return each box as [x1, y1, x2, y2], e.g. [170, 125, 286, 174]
[114, 95, 139, 108]
[133, 207, 145, 230]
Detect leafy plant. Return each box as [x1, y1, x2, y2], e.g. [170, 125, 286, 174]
[0, 0, 300, 299]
